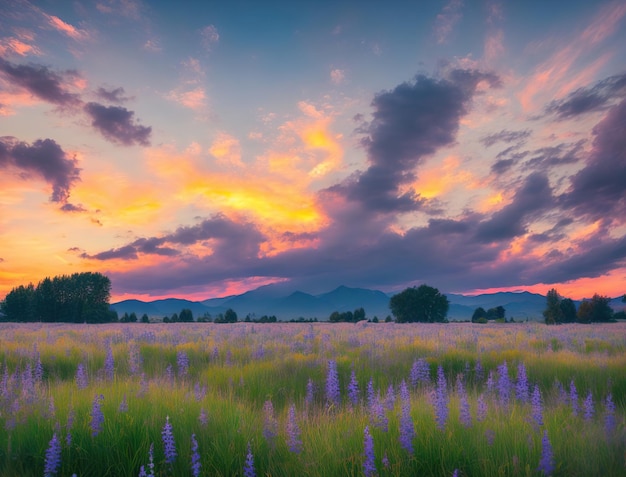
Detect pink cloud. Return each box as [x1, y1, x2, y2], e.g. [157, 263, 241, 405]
[45, 14, 91, 42]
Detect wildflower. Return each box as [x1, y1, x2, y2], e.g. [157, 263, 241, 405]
[148, 443, 155, 477]
[583, 391, 594, 421]
[191, 433, 201, 477]
[496, 361, 511, 407]
[194, 382, 207, 401]
[262, 399, 278, 444]
[363, 425, 377, 477]
[537, 430, 555, 476]
[305, 378, 315, 407]
[531, 384, 543, 427]
[75, 363, 88, 389]
[199, 407, 208, 426]
[348, 369, 360, 407]
[384, 384, 396, 411]
[325, 359, 340, 407]
[569, 380, 579, 417]
[90, 394, 104, 437]
[286, 403, 302, 453]
[44, 433, 61, 477]
[34, 351, 44, 382]
[382, 452, 389, 469]
[457, 376, 471, 428]
[515, 362, 529, 402]
[398, 380, 415, 453]
[162, 415, 177, 465]
[177, 350, 189, 378]
[165, 364, 174, 385]
[119, 394, 128, 413]
[435, 365, 449, 430]
[243, 442, 256, 477]
[65, 407, 74, 446]
[128, 343, 142, 375]
[604, 393, 616, 436]
[486, 370, 495, 395]
[104, 344, 114, 381]
[410, 358, 430, 387]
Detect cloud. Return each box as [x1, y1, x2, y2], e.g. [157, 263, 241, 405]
[166, 87, 206, 110]
[330, 68, 346, 84]
[59, 202, 87, 212]
[200, 25, 219, 51]
[95, 86, 132, 103]
[559, 98, 626, 220]
[0, 36, 42, 57]
[544, 73, 626, 119]
[433, 0, 464, 44]
[0, 136, 81, 203]
[475, 172, 553, 242]
[44, 14, 91, 42]
[0, 57, 81, 107]
[96, 0, 143, 19]
[331, 68, 500, 212]
[480, 129, 531, 147]
[84, 102, 152, 146]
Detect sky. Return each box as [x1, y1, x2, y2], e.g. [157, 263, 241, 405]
[1, 0, 626, 303]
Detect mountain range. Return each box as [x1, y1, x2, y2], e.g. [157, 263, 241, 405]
[109, 284, 626, 322]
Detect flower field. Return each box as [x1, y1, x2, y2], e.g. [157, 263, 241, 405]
[0, 321, 624, 476]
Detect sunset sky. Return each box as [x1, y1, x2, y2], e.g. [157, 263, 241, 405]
[1, 0, 626, 302]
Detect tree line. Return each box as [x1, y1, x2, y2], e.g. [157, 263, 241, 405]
[543, 288, 624, 324]
[0, 272, 115, 323]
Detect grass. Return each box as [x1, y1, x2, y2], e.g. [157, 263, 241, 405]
[0, 321, 624, 476]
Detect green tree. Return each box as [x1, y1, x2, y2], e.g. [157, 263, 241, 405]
[353, 307, 366, 322]
[224, 308, 238, 323]
[179, 308, 194, 322]
[577, 294, 613, 323]
[559, 298, 577, 323]
[471, 307, 487, 323]
[0, 283, 36, 322]
[389, 284, 449, 323]
[487, 306, 506, 321]
[543, 288, 563, 325]
[141, 313, 150, 323]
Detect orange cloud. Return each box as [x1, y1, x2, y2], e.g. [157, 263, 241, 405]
[166, 87, 206, 110]
[411, 155, 479, 199]
[45, 14, 91, 42]
[209, 132, 243, 167]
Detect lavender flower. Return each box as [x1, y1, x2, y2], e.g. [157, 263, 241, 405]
[515, 362, 529, 403]
[398, 380, 415, 453]
[177, 350, 189, 378]
[119, 394, 128, 413]
[243, 442, 256, 477]
[604, 393, 616, 436]
[262, 399, 278, 444]
[128, 343, 142, 375]
[531, 384, 543, 427]
[104, 344, 114, 381]
[569, 380, 579, 417]
[286, 403, 302, 453]
[497, 361, 511, 407]
[382, 452, 389, 469]
[199, 407, 208, 427]
[435, 365, 449, 430]
[162, 415, 177, 465]
[34, 351, 44, 383]
[486, 370, 495, 395]
[165, 364, 174, 385]
[194, 382, 207, 401]
[90, 394, 104, 437]
[410, 358, 430, 387]
[65, 407, 74, 446]
[305, 378, 315, 407]
[554, 379, 567, 404]
[363, 425, 377, 477]
[474, 360, 484, 383]
[476, 393, 487, 422]
[326, 359, 340, 407]
[348, 369, 360, 407]
[44, 433, 62, 477]
[537, 430, 555, 476]
[583, 391, 594, 421]
[457, 377, 471, 428]
[75, 363, 88, 389]
[147, 443, 155, 477]
[191, 433, 201, 477]
[385, 384, 396, 411]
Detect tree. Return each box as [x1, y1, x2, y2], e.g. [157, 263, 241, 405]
[486, 306, 506, 321]
[224, 308, 238, 323]
[471, 307, 487, 323]
[577, 294, 613, 323]
[179, 308, 194, 322]
[354, 307, 366, 322]
[543, 288, 563, 325]
[141, 313, 150, 323]
[389, 285, 449, 323]
[559, 298, 577, 323]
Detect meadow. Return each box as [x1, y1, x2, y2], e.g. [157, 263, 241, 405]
[0, 321, 624, 477]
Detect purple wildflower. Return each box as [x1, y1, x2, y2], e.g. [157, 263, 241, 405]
[537, 430, 555, 476]
[34, 351, 44, 383]
[90, 394, 104, 437]
[382, 452, 389, 469]
[496, 361, 511, 407]
[165, 364, 174, 385]
[457, 376, 471, 428]
[243, 442, 256, 477]
[177, 351, 189, 378]
[554, 379, 567, 404]
[194, 382, 207, 401]
[48, 395, 56, 419]
[398, 380, 415, 453]
[138, 466, 147, 477]
[435, 365, 449, 430]
[385, 383, 396, 411]
[305, 378, 315, 407]
[569, 380, 579, 417]
[583, 391, 594, 421]
[128, 343, 142, 375]
[191, 433, 201, 477]
[604, 393, 616, 436]
[363, 425, 377, 477]
[410, 358, 430, 387]
[162, 415, 177, 465]
[485, 429, 495, 446]
[21, 363, 35, 402]
[474, 360, 484, 383]
[263, 399, 278, 444]
[348, 369, 360, 407]
[452, 470, 460, 477]
[65, 407, 74, 446]
[44, 433, 62, 477]
[486, 370, 495, 395]
[119, 394, 128, 413]
[104, 344, 114, 381]
[199, 407, 208, 427]
[286, 403, 302, 453]
[515, 362, 529, 403]
[325, 359, 340, 407]
[148, 443, 155, 477]
[531, 384, 543, 427]
[75, 363, 88, 389]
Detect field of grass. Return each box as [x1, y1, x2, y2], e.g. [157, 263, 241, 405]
[0, 321, 624, 476]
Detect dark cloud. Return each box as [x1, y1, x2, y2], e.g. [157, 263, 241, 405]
[59, 203, 87, 212]
[525, 140, 584, 169]
[95, 86, 132, 103]
[559, 99, 626, 219]
[332, 69, 500, 212]
[84, 102, 151, 146]
[0, 136, 80, 202]
[545, 74, 626, 119]
[0, 57, 81, 107]
[480, 129, 531, 147]
[475, 172, 553, 242]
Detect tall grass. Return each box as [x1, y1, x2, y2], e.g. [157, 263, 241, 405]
[0, 322, 624, 476]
